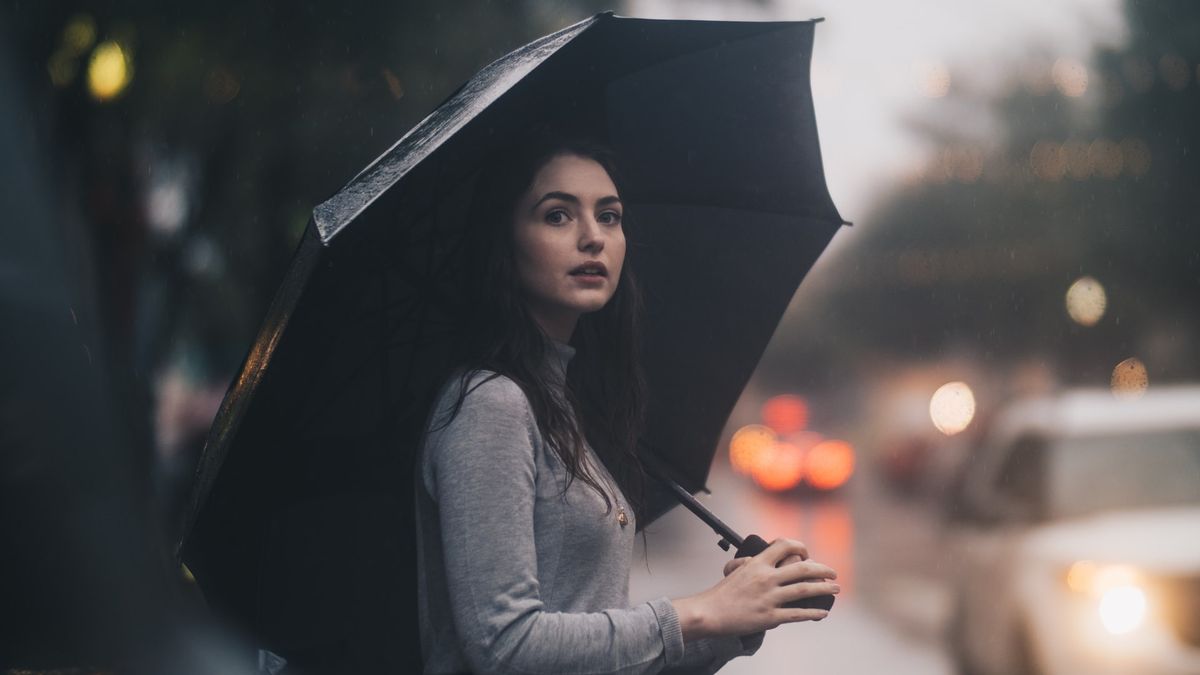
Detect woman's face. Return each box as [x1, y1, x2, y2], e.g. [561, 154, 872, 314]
[511, 152, 626, 342]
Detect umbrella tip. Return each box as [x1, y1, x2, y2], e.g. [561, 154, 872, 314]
[813, 17, 826, 23]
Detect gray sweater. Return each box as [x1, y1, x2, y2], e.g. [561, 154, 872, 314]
[415, 340, 761, 674]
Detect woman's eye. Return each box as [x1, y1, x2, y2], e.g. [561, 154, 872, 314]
[600, 211, 623, 225]
[546, 209, 568, 225]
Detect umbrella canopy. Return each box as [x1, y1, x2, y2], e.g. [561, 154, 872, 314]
[181, 11, 845, 672]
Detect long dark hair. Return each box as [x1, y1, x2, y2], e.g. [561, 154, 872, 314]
[429, 132, 649, 521]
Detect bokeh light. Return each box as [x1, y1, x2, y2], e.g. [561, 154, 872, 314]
[750, 441, 806, 492]
[64, 14, 98, 55]
[805, 440, 855, 491]
[87, 40, 132, 102]
[1065, 275, 1106, 326]
[929, 381, 975, 435]
[729, 424, 776, 475]
[761, 394, 808, 435]
[1099, 586, 1147, 635]
[1052, 58, 1088, 97]
[1120, 138, 1151, 176]
[1065, 560, 1098, 593]
[1111, 357, 1149, 399]
[1029, 140, 1067, 181]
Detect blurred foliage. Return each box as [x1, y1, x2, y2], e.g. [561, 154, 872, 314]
[768, 0, 1200, 396]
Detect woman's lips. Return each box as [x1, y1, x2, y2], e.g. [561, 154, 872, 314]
[570, 272, 606, 284]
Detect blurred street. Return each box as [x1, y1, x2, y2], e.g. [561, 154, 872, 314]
[632, 462, 955, 674]
[6, 1, 1200, 672]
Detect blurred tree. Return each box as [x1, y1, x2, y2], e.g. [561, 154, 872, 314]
[765, 0, 1200, 401]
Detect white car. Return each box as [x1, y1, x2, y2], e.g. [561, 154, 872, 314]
[943, 385, 1200, 675]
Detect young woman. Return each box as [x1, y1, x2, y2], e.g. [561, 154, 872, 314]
[413, 134, 840, 675]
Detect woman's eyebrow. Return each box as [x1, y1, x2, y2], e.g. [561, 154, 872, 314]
[532, 191, 622, 212]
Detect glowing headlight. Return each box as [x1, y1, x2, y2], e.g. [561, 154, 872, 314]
[1065, 561, 1149, 635]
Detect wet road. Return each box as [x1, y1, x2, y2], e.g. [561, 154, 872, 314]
[630, 463, 954, 674]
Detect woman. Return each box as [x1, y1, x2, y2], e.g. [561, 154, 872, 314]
[413, 133, 839, 675]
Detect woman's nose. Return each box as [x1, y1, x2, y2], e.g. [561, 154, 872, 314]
[578, 216, 604, 252]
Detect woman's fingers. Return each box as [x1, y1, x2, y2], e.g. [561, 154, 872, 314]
[760, 537, 809, 566]
[777, 553, 805, 567]
[774, 559, 837, 584]
[778, 607, 831, 623]
[723, 557, 750, 577]
[778, 579, 841, 603]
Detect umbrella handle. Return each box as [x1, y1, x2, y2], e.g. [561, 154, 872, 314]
[734, 534, 836, 611]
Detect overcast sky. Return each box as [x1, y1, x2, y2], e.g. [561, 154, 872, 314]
[628, 0, 1126, 235]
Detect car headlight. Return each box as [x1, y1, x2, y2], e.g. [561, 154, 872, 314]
[1065, 561, 1149, 635]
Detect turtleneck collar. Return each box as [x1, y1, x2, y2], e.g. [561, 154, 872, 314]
[544, 339, 576, 392]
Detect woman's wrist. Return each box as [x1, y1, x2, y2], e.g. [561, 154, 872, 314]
[672, 595, 714, 641]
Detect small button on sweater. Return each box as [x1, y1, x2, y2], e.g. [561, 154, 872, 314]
[414, 340, 762, 674]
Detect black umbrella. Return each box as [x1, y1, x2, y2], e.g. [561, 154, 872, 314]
[181, 11, 845, 673]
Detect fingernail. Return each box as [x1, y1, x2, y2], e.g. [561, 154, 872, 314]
[832, 584, 841, 593]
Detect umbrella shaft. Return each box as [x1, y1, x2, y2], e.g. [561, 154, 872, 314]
[656, 473, 744, 549]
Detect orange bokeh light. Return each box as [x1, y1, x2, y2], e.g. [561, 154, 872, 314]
[729, 424, 777, 475]
[750, 441, 806, 492]
[761, 395, 809, 435]
[806, 440, 856, 491]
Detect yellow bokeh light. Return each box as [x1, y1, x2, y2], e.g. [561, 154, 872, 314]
[930, 381, 975, 436]
[913, 60, 951, 98]
[1052, 58, 1088, 97]
[63, 14, 97, 55]
[1065, 275, 1106, 326]
[730, 424, 777, 475]
[1111, 358, 1149, 399]
[88, 40, 132, 102]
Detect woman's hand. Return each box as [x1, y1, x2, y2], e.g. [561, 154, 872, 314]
[672, 538, 839, 641]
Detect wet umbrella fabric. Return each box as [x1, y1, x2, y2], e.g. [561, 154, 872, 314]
[181, 12, 845, 674]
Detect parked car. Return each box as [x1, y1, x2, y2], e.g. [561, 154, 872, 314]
[942, 385, 1200, 675]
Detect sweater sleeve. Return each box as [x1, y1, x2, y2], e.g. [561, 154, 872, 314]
[424, 374, 685, 675]
[665, 632, 764, 674]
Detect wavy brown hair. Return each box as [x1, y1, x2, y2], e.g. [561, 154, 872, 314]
[429, 132, 650, 522]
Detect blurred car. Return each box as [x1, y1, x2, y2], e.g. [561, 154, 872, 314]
[942, 385, 1200, 675]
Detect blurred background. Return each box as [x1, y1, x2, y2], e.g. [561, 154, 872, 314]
[3, 0, 1198, 673]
